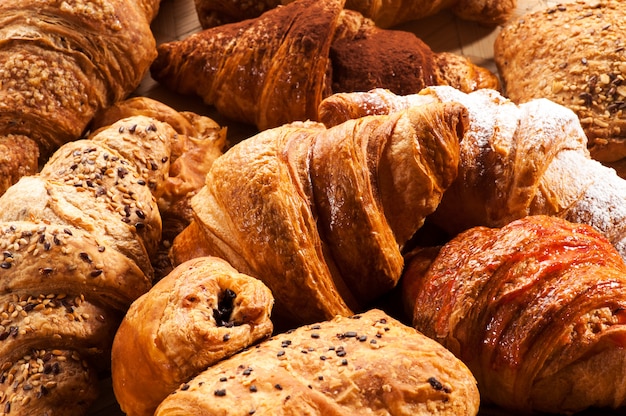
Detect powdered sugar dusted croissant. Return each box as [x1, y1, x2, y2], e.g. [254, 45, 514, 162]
[403, 215, 626, 414]
[171, 101, 468, 325]
[318, 86, 626, 261]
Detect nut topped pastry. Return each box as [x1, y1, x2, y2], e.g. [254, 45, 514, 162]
[494, 0, 626, 176]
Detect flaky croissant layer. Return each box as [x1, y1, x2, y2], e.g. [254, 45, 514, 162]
[172, 101, 468, 325]
[403, 215, 626, 414]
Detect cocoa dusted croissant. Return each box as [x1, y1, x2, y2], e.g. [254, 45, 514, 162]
[151, 0, 498, 131]
[402, 215, 626, 414]
[318, 86, 626, 262]
[0, 0, 160, 195]
[0, 110, 224, 415]
[112, 256, 275, 416]
[193, 0, 516, 29]
[154, 308, 480, 416]
[171, 101, 468, 325]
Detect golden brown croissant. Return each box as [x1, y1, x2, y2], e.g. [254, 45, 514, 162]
[318, 86, 626, 261]
[171, 101, 468, 325]
[0, 111, 222, 415]
[150, 0, 498, 131]
[494, 0, 626, 177]
[0, 0, 160, 195]
[193, 0, 516, 29]
[154, 308, 480, 416]
[112, 256, 275, 416]
[403, 215, 626, 414]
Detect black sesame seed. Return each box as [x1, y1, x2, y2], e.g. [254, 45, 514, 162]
[428, 377, 444, 391]
[249, 385, 257, 392]
[358, 335, 367, 342]
[181, 384, 190, 391]
[219, 377, 227, 382]
[243, 367, 253, 376]
[0, 262, 11, 270]
[79, 252, 92, 263]
[341, 359, 348, 366]
[129, 124, 137, 133]
[214, 389, 226, 397]
[274, 384, 282, 390]
[277, 350, 285, 357]
[90, 269, 103, 278]
[311, 333, 320, 339]
[343, 331, 357, 338]
[223, 334, 231, 342]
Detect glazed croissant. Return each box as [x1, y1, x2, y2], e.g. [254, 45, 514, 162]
[193, 0, 516, 29]
[151, 0, 498, 131]
[318, 86, 626, 261]
[402, 215, 626, 414]
[153, 308, 480, 416]
[171, 101, 468, 325]
[0, 109, 222, 415]
[0, 0, 160, 195]
[112, 256, 275, 416]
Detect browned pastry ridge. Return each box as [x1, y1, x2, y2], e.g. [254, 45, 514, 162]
[112, 256, 275, 416]
[317, 86, 626, 263]
[0, 109, 224, 415]
[403, 215, 626, 414]
[150, 0, 498, 131]
[0, 0, 160, 195]
[494, 0, 626, 176]
[153, 309, 480, 416]
[193, 0, 516, 29]
[171, 101, 468, 325]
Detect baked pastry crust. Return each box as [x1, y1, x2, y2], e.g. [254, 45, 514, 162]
[494, 0, 626, 175]
[171, 102, 467, 325]
[112, 256, 274, 416]
[404, 215, 626, 414]
[154, 309, 480, 416]
[151, 0, 498, 131]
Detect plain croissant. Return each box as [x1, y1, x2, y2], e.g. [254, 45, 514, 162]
[0, 0, 160, 195]
[150, 0, 498, 131]
[402, 215, 626, 414]
[171, 101, 468, 325]
[0, 106, 223, 415]
[318, 86, 626, 262]
[193, 0, 517, 29]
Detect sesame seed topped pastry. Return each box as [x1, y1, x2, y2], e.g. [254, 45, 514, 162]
[111, 256, 275, 416]
[494, 0, 626, 176]
[0, 0, 161, 196]
[154, 309, 480, 416]
[0, 108, 224, 415]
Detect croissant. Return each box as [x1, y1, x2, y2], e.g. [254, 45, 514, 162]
[318, 86, 626, 262]
[89, 96, 228, 278]
[193, 0, 516, 29]
[402, 215, 626, 414]
[153, 308, 480, 416]
[171, 101, 468, 325]
[112, 256, 275, 416]
[0, 0, 160, 195]
[0, 109, 222, 415]
[150, 0, 498, 131]
[494, 0, 626, 177]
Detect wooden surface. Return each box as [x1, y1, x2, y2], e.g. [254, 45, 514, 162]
[90, 0, 612, 415]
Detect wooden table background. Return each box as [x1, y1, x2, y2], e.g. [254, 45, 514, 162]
[89, 0, 614, 415]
